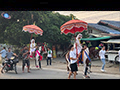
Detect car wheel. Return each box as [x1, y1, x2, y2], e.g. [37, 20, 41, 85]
[115, 55, 119, 64]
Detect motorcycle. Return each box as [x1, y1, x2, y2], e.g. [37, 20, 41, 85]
[2, 56, 19, 74]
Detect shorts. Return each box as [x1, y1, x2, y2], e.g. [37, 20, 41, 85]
[70, 62, 78, 73]
[1, 57, 5, 63]
[22, 59, 30, 67]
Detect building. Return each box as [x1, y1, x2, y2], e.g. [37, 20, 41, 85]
[88, 20, 120, 37]
[81, 20, 120, 47]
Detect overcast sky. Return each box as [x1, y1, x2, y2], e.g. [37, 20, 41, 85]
[55, 11, 120, 23]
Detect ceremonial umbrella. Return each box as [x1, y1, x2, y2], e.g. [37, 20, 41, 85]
[23, 24, 43, 36]
[22, 23, 43, 51]
[60, 19, 87, 35]
[60, 19, 88, 66]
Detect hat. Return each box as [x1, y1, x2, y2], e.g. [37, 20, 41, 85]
[95, 47, 99, 50]
[76, 33, 82, 40]
[83, 42, 86, 44]
[31, 39, 35, 43]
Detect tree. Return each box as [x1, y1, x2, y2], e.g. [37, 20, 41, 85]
[0, 11, 88, 49]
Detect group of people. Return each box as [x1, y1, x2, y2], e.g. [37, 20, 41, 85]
[0, 47, 18, 73]
[21, 39, 53, 73]
[0, 34, 114, 79]
[66, 34, 91, 79]
[0, 39, 53, 73]
[66, 33, 110, 79]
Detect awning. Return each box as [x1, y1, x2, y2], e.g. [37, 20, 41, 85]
[101, 39, 120, 44]
[81, 36, 111, 41]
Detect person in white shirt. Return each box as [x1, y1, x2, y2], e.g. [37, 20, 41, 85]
[118, 50, 120, 62]
[99, 46, 108, 72]
[0, 47, 6, 63]
[46, 47, 52, 65]
[68, 45, 78, 79]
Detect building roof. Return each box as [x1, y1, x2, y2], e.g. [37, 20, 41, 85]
[98, 20, 120, 30]
[88, 23, 120, 34]
[90, 33, 120, 37]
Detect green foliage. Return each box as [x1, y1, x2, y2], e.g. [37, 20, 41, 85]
[0, 11, 88, 48]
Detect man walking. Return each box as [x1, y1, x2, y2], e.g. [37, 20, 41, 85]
[68, 45, 78, 79]
[83, 45, 91, 78]
[99, 46, 108, 72]
[22, 45, 30, 73]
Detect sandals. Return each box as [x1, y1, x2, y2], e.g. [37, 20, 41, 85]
[28, 71, 31, 73]
[1, 70, 3, 73]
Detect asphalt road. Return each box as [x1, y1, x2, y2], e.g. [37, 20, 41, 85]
[0, 66, 120, 79]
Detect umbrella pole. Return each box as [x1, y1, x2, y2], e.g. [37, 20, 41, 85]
[26, 33, 33, 59]
[76, 37, 79, 67]
[74, 28, 79, 67]
[29, 33, 33, 51]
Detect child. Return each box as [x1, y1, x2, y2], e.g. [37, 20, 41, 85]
[30, 39, 36, 59]
[46, 47, 52, 65]
[68, 45, 78, 79]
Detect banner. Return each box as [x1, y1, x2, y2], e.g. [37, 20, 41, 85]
[52, 46, 56, 58]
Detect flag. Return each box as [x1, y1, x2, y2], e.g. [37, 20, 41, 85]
[33, 21, 36, 25]
[72, 15, 74, 20]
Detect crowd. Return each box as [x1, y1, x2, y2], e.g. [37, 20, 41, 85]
[0, 34, 120, 79]
[66, 34, 91, 79]
[0, 39, 52, 74]
[65, 33, 116, 79]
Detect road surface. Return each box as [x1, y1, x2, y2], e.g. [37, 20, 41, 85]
[0, 66, 120, 79]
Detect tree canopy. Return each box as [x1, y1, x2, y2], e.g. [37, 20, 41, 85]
[0, 11, 88, 48]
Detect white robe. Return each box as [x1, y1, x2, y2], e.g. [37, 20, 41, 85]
[30, 43, 36, 55]
[74, 39, 82, 54]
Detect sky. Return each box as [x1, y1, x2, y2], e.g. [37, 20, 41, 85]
[55, 11, 120, 23]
